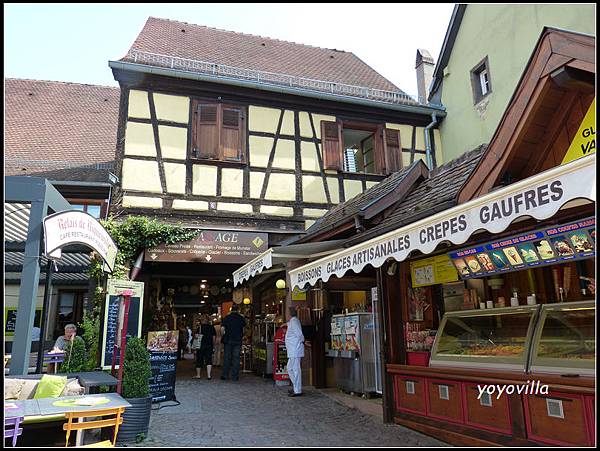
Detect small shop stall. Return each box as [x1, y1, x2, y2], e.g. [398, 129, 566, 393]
[252, 314, 277, 376]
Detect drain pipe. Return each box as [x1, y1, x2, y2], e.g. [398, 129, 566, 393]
[424, 112, 438, 170]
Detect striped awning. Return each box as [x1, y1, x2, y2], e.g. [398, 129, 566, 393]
[4, 202, 31, 242]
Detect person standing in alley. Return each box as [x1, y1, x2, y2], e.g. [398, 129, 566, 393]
[193, 315, 216, 380]
[221, 304, 246, 381]
[285, 306, 305, 397]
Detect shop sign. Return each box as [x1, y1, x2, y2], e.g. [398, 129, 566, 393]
[43, 210, 117, 273]
[449, 217, 595, 279]
[410, 254, 459, 287]
[147, 331, 178, 403]
[290, 155, 595, 289]
[145, 230, 268, 264]
[100, 280, 144, 370]
[562, 97, 595, 165]
[291, 287, 307, 301]
[233, 250, 273, 286]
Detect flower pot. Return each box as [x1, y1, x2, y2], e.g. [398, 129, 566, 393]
[116, 396, 152, 444]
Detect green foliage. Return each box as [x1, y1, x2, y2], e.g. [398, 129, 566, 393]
[136, 433, 146, 444]
[121, 336, 151, 399]
[60, 338, 86, 373]
[79, 308, 101, 371]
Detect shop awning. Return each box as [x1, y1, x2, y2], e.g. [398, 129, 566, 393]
[233, 240, 345, 287]
[290, 155, 596, 289]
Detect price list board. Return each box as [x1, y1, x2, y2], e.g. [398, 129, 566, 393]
[449, 217, 595, 279]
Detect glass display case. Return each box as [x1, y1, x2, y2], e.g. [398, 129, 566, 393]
[529, 300, 595, 376]
[429, 305, 540, 371]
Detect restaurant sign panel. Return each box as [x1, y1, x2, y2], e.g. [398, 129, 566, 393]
[449, 217, 595, 279]
[145, 230, 268, 264]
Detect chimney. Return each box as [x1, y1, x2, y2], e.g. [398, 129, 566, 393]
[416, 49, 435, 103]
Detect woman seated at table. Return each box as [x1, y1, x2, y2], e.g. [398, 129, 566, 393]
[49, 324, 84, 372]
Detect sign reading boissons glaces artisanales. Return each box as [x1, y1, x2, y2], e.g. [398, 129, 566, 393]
[449, 217, 595, 279]
[290, 155, 596, 289]
[43, 210, 117, 273]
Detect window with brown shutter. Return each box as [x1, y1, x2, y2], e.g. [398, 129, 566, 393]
[191, 100, 246, 163]
[321, 121, 343, 170]
[383, 128, 402, 174]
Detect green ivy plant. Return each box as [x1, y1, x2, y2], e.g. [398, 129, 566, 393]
[121, 336, 152, 399]
[82, 215, 197, 370]
[60, 337, 86, 373]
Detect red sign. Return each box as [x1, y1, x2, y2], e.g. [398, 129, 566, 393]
[144, 230, 268, 264]
[273, 326, 289, 381]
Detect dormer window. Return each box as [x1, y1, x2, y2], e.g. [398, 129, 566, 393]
[470, 56, 492, 104]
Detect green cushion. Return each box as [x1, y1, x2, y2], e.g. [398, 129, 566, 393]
[33, 374, 68, 399]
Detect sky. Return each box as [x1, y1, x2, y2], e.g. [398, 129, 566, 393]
[4, 3, 455, 96]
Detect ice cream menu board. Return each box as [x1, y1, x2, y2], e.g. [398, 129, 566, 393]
[147, 331, 178, 403]
[449, 217, 595, 279]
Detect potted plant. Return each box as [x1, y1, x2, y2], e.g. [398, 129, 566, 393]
[60, 337, 86, 373]
[116, 336, 152, 444]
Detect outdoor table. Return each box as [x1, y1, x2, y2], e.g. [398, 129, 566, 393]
[73, 371, 118, 394]
[4, 399, 41, 419]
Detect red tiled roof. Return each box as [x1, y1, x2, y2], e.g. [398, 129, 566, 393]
[120, 17, 404, 93]
[5, 78, 119, 181]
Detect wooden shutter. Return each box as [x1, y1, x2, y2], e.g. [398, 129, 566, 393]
[193, 102, 219, 159]
[220, 106, 245, 161]
[321, 121, 343, 170]
[374, 125, 387, 174]
[383, 128, 402, 174]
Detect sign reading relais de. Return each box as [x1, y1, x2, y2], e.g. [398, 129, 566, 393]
[291, 155, 596, 289]
[145, 230, 268, 264]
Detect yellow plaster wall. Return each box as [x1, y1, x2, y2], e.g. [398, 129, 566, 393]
[305, 220, 316, 230]
[344, 179, 363, 201]
[302, 175, 327, 204]
[158, 126, 188, 160]
[221, 168, 244, 198]
[163, 163, 186, 194]
[303, 208, 329, 218]
[298, 112, 314, 138]
[249, 136, 273, 167]
[272, 140, 296, 170]
[122, 196, 163, 209]
[415, 127, 426, 151]
[280, 110, 295, 136]
[250, 172, 265, 198]
[124, 122, 156, 157]
[402, 152, 412, 167]
[128, 90, 151, 119]
[249, 106, 281, 133]
[366, 181, 379, 189]
[301, 141, 320, 172]
[192, 165, 218, 196]
[311, 114, 337, 139]
[265, 173, 296, 201]
[260, 205, 294, 216]
[218, 202, 253, 213]
[122, 159, 162, 193]
[172, 200, 209, 211]
[153, 93, 189, 124]
[327, 178, 340, 204]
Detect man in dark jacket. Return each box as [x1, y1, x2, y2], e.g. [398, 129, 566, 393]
[221, 304, 246, 381]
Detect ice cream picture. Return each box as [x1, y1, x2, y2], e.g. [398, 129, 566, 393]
[569, 232, 594, 253]
[453, 258, 471, 276]
[550, 236, 575, 257]
[503, 246, 524, 265]
[477, 253, 495, 271]
[517, 243, 540, 263]
[490, 251, 508, 269]
[534, 240, 555, 260]
[465, 256, 482, 273]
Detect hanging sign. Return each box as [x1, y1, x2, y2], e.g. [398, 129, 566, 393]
[562, 97, 595, 165]
[449, 217, 595, 279]
[147, 331, 178, 403]
[410, 254, 459, 287]
[43, 210, 117, 273]
[290, 155, 595, 289]
[100, 280, 144, 369]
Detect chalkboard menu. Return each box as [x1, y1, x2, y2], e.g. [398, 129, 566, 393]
[274, 343, 289, 380]
[449, 217, 595, 280]
[4, 308, 41, 336]
[101, 280, 144, 369]
[147, 331, 178, 403]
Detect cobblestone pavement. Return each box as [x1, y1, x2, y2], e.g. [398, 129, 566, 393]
[126, 360, 448, 447]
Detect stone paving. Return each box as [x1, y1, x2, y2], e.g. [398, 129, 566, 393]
[126, 359, 448, 447]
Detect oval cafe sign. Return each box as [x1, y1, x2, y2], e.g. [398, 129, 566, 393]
[43, 210, 118, 273]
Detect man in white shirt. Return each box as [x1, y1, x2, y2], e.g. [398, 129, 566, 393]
[285, 306, 305, 397]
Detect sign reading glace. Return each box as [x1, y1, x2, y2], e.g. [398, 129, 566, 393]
[144, 230, 269, 263]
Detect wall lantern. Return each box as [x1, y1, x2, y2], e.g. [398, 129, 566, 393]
[275, 279, 286, 289]
[243, 297, 251, 305]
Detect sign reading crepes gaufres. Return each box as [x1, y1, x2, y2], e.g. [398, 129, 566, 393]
[43, 210, 117, 273]
[233, 249, 273, 286]
[290, 155, 596, 289]
[145, 230, 268, 264]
